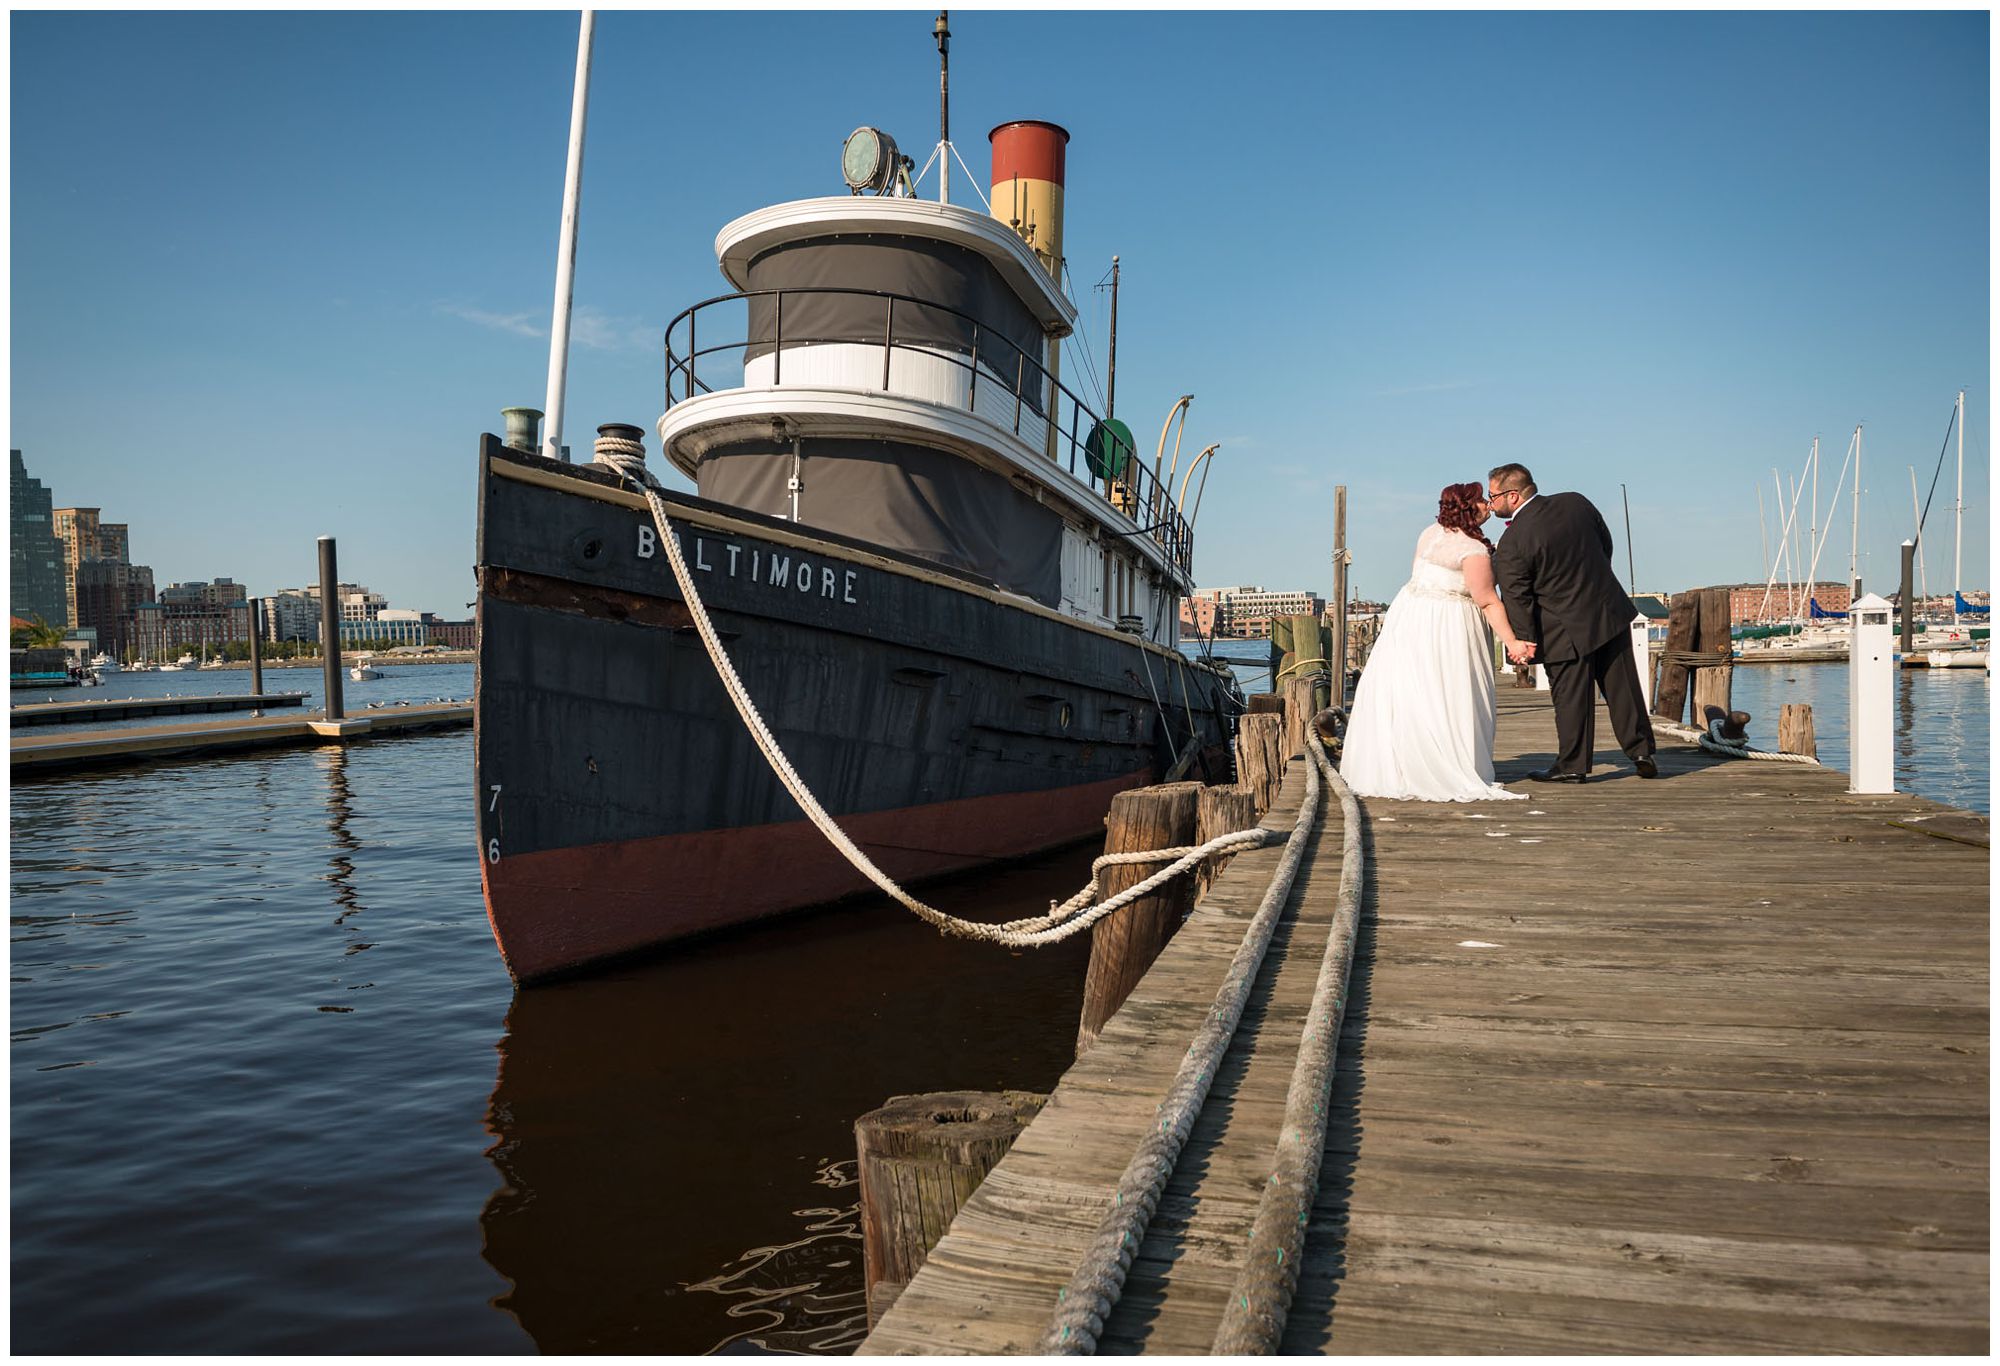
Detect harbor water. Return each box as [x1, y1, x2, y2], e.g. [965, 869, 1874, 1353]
[11, 663, 1096, 1353]
[10, 650, 1986, 1352]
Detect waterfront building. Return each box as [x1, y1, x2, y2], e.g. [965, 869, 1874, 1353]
[10, 450, 67, 629]
[260, 591, 321, 646]
[1190, 585, 1326, 639]
[74, 559, 156, 659]
[427, 620, 476, 650]
[1727, 582, 1852, 623]
[132, 578, 252, 659]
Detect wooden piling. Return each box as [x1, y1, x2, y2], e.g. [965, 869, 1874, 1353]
[1654, 592, 1700, 720]
[1689, 587, 1734, 722]
[1235, 713, 1284, 816]
[1194, 783, 1257, 902]
[1779, 702, 1818, 759]
[1077, 783, 1201, 1055]
[1246, 693, 1284, 715]
[854, 1090, 1046, 1327]
[1283, 675, 1319, 759]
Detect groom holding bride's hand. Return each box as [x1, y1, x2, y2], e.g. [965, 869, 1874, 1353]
[1489, 464, 1657, 784]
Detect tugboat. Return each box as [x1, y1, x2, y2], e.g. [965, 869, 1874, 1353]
[474, 43, 1239, 983]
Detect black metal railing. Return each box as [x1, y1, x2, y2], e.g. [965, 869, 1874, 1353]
[661, 287, 1193, 575]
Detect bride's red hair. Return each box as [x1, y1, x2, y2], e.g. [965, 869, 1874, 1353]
[1436, 482, 1493, 551]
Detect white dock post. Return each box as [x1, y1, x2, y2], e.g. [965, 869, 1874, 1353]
[1629, 611, 1652, 711]
[1847, 592, 1894, 793]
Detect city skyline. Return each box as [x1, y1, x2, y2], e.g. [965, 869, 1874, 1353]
[10, 10, 1989, 611]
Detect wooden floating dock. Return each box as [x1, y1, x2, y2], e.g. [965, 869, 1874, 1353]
[10, 700, 472, 776]
[862, 690, 1988, 1354]
[10, 691, 308, 727]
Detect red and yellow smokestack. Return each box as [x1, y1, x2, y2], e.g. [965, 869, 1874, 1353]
[991, 121, 1070, 460]
[989, 120, 1069, 283]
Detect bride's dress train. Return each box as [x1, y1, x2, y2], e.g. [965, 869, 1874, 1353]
[1339, 524, 1524, 802]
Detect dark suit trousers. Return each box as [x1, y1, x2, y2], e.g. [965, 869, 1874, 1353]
[1543, 633, 1656, 775]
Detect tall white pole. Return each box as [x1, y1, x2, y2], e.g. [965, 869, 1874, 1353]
[544, 10, 596, 463]
[1850, 423, 1862, 599]
[1809, 435, 1818, 604]
[1954, 389, 1964, 624]
[1910, 466, 1929, 616]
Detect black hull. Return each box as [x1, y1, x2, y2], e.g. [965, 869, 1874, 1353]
[474, 440, 1238, 980]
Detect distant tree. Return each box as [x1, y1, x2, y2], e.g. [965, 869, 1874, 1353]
[10, 614, 66, 649]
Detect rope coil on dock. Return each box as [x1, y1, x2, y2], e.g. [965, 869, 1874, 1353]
[600, 445, 1273, 948]
[1653, 717, 1821, 765]
[1038, 736, 1327, 1354]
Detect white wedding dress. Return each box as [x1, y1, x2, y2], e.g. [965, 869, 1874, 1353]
[1339, 524, 1525, 802]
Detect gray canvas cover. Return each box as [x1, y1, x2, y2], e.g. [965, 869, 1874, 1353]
[744, 236, 1048, 411]
[697, 436, 1064, 607]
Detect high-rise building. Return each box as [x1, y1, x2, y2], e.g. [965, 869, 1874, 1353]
[51, 506, 104, 629]
[75, 560, 155, 659]
[132, 578, 252, 659]
[10, 450, 67, 628]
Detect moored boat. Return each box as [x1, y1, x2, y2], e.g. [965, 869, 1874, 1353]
[475, 87, 1239, 982]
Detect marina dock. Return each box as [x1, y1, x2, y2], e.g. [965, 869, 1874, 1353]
[11, 700, 472, 775]
[11, 691, 307, 727]
[861, 691, 1989, 1354]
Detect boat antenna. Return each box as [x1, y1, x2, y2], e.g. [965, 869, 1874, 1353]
[1106, 255, 1120, 419]
[934, 11, 949, 205]
[543, 9, 595, 463]
[1620, 482, 1635, 595]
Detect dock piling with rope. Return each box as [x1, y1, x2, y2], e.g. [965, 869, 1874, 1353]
[858, 688, 1988, 1354]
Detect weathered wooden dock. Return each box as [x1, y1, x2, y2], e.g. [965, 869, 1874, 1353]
[862, 690, 1989, 1354]
[11, 701, 472, 776]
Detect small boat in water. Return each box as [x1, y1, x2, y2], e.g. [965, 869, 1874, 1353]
[89, 652, 120, 674]
[473, 23, 1239, 982]
[349, 660, 382, 681]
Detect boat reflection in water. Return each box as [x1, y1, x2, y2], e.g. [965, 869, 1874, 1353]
[477, 845, 1098, 1353]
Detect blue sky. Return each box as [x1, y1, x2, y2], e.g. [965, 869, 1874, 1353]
[10, 9, 1989, 614]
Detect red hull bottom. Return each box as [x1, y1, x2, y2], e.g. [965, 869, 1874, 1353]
[482, 768, 1152, 982]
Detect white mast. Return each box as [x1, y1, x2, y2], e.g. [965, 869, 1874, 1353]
[1850, 423, 1862, 598]
[1809, 435, 1818, 613]
[543, 10, 596, 463]
[1954, 388, 1965, 624]
[1910, 466, 1928, 616]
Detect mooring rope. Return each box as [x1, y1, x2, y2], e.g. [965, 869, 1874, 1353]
[1038, 735, 1325, 1353]
[1652, 716, 1821, 765]
[1211, 738, 1363, 1352]
[599, 437, 1273, 947]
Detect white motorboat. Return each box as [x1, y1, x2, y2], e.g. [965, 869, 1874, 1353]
[89, 652, 120, 673]
[349, 664, 382, 681]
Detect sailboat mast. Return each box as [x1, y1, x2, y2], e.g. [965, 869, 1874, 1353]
[543, 10, 596, 463]
[1850, 424, 1862, 598]
[1954, 388, 1964, 624]
[1910, 466, 1928, 615]
[1756, 482, 1770, 603]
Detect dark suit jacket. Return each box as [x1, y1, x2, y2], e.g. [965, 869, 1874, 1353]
[1492, 491, 1635, 662]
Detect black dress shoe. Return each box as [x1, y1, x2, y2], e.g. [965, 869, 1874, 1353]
[1634, 755, 1659, 779]
[1527, 768, 1588, 783]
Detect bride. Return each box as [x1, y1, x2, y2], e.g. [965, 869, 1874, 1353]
[1339, 482, 1532, 802]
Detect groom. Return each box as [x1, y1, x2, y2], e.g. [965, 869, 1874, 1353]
[1488, 464, 1658, 783]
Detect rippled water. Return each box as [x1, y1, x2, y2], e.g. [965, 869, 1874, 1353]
[10, 677, 1098, 1354]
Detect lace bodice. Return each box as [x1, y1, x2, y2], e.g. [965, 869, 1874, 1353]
[1407, 524, 1489, 597]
